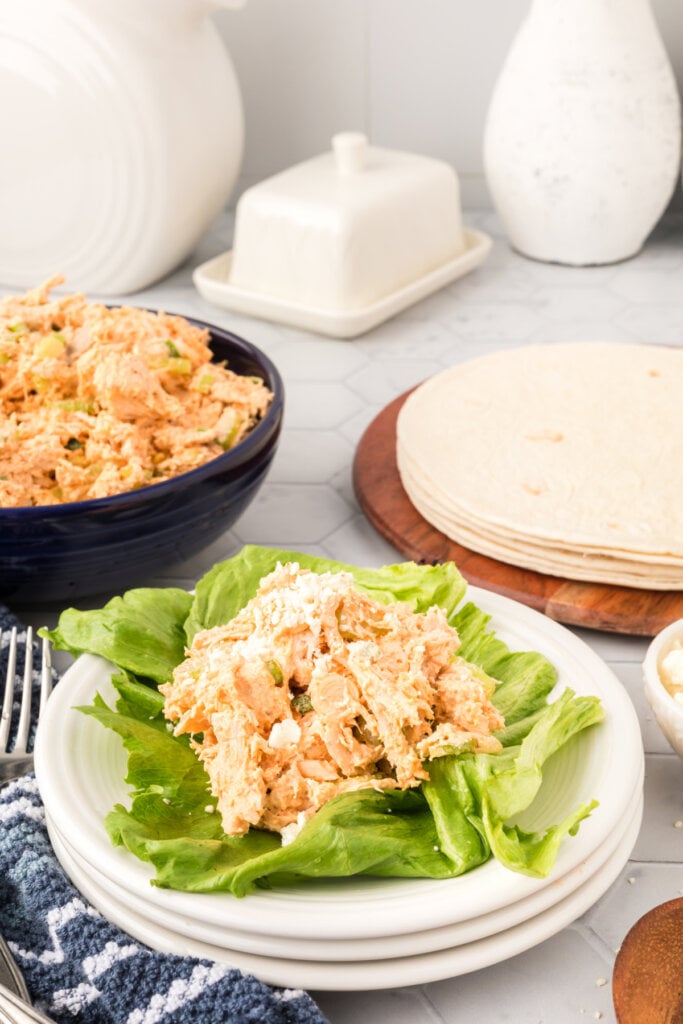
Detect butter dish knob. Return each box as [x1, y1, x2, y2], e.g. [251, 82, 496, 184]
[332, 132, 368, 175]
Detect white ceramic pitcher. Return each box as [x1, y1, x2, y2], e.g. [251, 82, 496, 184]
[483, 0, 681, 265]
[0, 0, 245, 294]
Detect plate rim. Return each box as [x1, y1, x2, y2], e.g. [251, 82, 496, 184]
[46, 794, 644, 991]
[45, 771, 643, 963]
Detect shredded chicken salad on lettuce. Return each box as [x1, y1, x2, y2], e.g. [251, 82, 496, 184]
[45, 546, 604, 896]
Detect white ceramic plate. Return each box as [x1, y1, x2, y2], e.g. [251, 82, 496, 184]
[34, 586, 643, 941]
[192, 229, 491, 339]
[47, 795, 642, 991]
[46, 771, 643, 963]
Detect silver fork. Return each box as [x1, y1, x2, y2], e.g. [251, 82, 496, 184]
[0, 627, 56, 1024]
[0, 628, 52, 782]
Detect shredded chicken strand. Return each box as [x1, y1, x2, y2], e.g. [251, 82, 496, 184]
[0, 276, 273, 506]
[161, 563, 505, 839]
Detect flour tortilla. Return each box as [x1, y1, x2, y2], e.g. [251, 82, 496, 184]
[396, 342, 683, 590]
[400, 457, 683, 589]
[399, 445, 683, 569]
[399, 450, 683, 588]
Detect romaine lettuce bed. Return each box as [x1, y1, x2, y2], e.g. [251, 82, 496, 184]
[45, 546, 603, 896]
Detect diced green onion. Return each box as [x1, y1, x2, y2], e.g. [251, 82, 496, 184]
[55, 399, 96, 414]
[219, 409, 241, 451]
[36, 333, 67, 359]
[164, 357, 192, 375]
[268, 660, 284, 685]
[291, 693, 313, 714]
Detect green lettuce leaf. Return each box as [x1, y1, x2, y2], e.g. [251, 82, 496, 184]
[422, 689, 604, 878]
[44, 587, 192, 684]
[184, 544, 468, 641]
[54, 545, 603, 895]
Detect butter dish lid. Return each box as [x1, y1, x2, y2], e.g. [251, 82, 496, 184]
[193, 133, 491, 338]
[230, 131, 457, 230]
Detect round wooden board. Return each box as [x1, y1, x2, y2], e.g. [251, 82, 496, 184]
[352, 389, 683, 637]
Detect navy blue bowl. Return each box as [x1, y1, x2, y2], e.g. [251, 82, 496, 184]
[0, 318, 284, 606]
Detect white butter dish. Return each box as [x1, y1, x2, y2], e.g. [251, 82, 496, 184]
[193, 133, 491, 338]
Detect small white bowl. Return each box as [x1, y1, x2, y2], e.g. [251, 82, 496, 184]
[643, 618, 683, 759]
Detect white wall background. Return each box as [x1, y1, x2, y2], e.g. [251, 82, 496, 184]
[214, 0, 683, 209]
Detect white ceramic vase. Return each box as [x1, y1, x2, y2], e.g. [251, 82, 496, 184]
[0, 0, 245, 294]
[483, 0, 682, 265]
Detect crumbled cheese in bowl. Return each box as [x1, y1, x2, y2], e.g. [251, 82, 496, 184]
[160, 562, 505, 839]
[660, 643, 683, 705]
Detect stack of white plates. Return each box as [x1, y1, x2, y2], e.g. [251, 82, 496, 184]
[35, 589, 644, 992]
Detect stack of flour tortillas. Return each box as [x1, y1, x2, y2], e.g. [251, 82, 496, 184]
[396, 342, 683, 589]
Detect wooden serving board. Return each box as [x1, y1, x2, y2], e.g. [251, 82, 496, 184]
[353, 389, 683, 637]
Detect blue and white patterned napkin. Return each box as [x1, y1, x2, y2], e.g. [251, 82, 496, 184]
[0, 609, 329, 1024]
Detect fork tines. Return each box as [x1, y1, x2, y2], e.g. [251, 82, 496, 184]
[0, 627, 53, 758]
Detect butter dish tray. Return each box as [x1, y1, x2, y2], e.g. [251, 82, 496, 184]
[193, 132, 491, 338]
[193, 227, 491, 339]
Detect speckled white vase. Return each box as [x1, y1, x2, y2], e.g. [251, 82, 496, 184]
[483, 0, 682, 265]
[0, 0, 245, 294]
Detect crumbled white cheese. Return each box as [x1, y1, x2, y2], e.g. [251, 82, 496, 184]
[280, 811, 308, 847]
[661, 645, 683, 697]
[348, 640, 382, 667]
[268, 718, 302, 749]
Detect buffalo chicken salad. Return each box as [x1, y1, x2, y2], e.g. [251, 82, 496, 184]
[0, 277, 272, 506]
[46, 546, 604, 896]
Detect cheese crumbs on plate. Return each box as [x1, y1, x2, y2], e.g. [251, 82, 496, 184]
[0, 275, 272, 506]
[160, 563, 505, 840]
